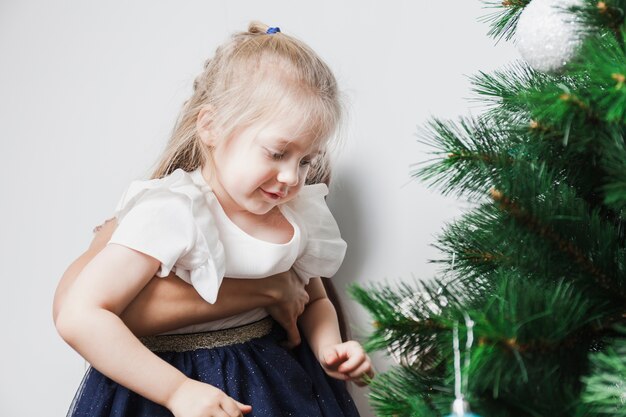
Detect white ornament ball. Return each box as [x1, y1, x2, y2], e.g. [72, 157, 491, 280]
[516, 0, 585, 72]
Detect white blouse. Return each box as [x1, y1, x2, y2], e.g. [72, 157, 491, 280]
[108, 168, 347, 333]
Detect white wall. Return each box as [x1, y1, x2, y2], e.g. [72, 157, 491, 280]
[0, 1, 518, 415]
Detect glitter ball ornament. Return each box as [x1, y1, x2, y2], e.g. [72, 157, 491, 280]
[515, 0, 585, 72]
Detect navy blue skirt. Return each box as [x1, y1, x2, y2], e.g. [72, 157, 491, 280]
[67, 320, 361, 417]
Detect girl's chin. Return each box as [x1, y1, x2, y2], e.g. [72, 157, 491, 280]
[244, 202, 276, 216]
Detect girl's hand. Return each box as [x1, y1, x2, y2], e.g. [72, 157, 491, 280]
[167, 378, 251, 417]
[319, 341, 374, 386]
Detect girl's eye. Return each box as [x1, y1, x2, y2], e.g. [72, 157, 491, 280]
[265, 148, 311, 166]
[268, 150, 284, 160]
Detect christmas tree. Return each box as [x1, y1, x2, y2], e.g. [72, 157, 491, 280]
[351, 1, 626, 416]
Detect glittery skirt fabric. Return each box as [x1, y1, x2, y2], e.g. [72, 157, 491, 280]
[66, 321, 361, 417]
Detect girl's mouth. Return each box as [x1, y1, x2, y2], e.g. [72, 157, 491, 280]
[261, 189, 282, 200]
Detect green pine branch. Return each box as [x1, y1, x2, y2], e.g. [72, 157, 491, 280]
[354, 2, 626, 416]
[350, 273, 617, 416]
[480, 0, 531, 42]
[368, 367, 450, 417]
[581, 328, 626, 416]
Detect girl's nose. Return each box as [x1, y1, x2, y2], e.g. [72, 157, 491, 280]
[277, 162, 299, 187]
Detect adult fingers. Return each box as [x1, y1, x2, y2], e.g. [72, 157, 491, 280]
[88, 217, 118, 251]
[299, 287, 309, 306]
[266, 305, 300, 347]
[283, 321, 301, 348]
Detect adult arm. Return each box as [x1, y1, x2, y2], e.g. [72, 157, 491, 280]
[53, 218, 307, 341]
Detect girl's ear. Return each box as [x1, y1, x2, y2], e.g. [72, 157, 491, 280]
[196, 106, 218, 147]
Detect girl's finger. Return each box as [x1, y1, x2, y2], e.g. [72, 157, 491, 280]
[220, 400, 242, 417]
[213, 407, 233, 417]
[337, 350, 365, 373]
[352, 376, 368, 387]
[323, 346, 342, 366]
[349, 370, 374, 387]
[235, 400, 253, 414]
[348, 361, 373, 380]
[326, 370, 349, 381]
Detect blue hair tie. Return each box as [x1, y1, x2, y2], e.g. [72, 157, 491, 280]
[266, 27, 281, 34]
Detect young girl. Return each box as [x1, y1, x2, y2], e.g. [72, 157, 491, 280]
[55, 22, 372, 417]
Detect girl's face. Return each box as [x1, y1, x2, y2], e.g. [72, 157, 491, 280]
[201, 113, 321, 216]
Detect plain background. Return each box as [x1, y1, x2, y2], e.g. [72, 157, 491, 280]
[0, 1, 519, 415]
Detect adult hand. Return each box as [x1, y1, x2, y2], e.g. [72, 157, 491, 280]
[265, 269, 309, 348]
[90, 217, 117, 252]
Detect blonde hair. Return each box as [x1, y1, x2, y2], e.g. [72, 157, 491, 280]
[150, 21, 342, 184]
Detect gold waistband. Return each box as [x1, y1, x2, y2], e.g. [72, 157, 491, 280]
[139, 317, 274, 352]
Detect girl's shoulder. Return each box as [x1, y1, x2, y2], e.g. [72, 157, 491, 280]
[286, 183, 347, 281]
[284, 183, 344, 244]
[114, 168, 209, 215]
[296, 182, 329, 197]
[284, 183, 330, 217]
[111, 168, 225, 303]
[113, 168, 222, 260]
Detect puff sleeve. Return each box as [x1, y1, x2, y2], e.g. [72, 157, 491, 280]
[108, 169, 226, 303]
[289, 184, 347, 281]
